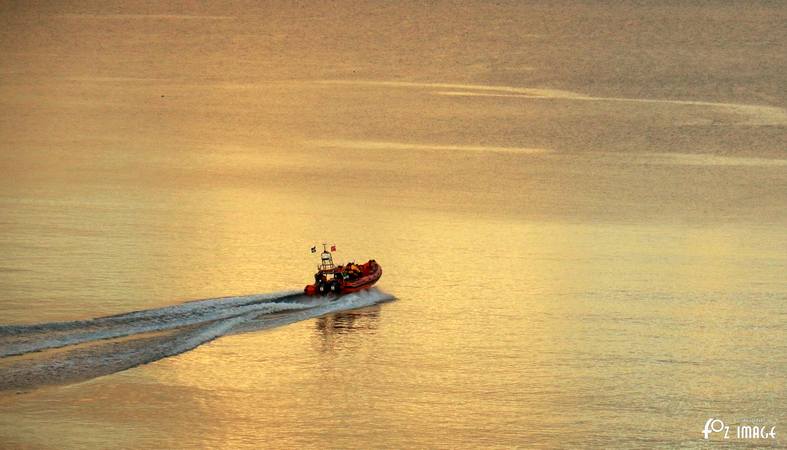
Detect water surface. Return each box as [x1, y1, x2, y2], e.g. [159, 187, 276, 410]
[1, 1, 785, 447]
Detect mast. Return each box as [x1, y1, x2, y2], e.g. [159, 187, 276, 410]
[319, 243, 336, 272]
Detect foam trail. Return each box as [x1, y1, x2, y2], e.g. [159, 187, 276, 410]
[0, 289, 394, 391]
[317, 80, 787, 126]
[0, 290, 306, 357]
[310, 139, 549, 155]
[0, 300, 314, 357]
[0, 290, 300, 335]
[231, 289, 396, 335]
[0, 316, 251, 391]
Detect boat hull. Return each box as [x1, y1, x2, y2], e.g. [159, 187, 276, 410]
[304, 260, 382, 296]
[336, 264, 382, 294]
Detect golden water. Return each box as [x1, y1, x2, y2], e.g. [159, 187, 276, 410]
[1, 1, 785, 447]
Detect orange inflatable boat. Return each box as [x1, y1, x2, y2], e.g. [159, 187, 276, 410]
[304, 245, 382, 296]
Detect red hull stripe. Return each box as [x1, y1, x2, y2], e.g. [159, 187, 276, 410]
[304, 264, 382, 296]
[339, 267, 382, 294]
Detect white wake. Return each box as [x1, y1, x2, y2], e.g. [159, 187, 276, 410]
[0, 289, 394, 391]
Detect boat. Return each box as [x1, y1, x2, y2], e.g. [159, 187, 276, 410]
[304, 244, 382, 296]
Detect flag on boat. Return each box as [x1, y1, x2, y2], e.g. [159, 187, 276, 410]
[331, 245, 336, 251]
[311, 246, 317, 253]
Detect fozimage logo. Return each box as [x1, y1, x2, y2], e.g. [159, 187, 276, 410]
[703, 418, 777, 441]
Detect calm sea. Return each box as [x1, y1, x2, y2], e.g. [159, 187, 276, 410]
[1, 1, 785, 448]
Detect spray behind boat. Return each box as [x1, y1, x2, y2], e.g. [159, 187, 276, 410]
[304, 244, 382, 296]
